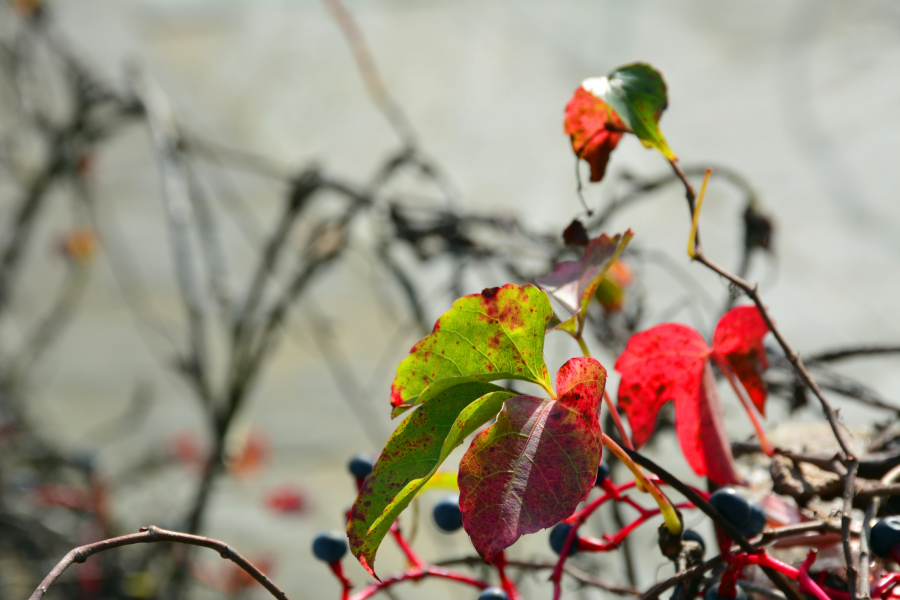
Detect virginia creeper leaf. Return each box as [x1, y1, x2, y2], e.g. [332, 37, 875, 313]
[458, 357, 605, 562]
[583, 63, 676, 161]
[564, 87, 626, 182]
[390, 284, 553, 416]
[615, 323, 742, 485]
[536, 231, 634, 326]
[712, 305, 771, 415]
[348, 382, 515, 576]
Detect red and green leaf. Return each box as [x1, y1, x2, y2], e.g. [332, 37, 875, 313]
[615, 323, 742, 485]
[564, 87, 626, 182]
[583, 63, 676, 161]
[536, 231, 633, 335]
[348, 382, 515, 577]
[389, 284, 554, 417]
[712, 305, 771, 415]
[457, 357, 605, 562]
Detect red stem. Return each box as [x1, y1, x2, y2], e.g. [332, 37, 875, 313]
[389, 524, 424, 569]
[328, 561, 353, 600]
[493, 552, 522, 600]
[349, 566, 488, 600]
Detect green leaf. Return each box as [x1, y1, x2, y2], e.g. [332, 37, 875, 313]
[390, 284, 554, 416]
[348, 383, 516, 577]
[583, 63, 676, 160]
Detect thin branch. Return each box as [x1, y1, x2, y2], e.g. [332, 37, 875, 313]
[808, 345, 900, 363]
[323, 0, 417, 149]
[435, 556, 639, 596]
[622, 447, 804, 600]
[27, 526, 290, 600]
[131, 70, 212, 404]
[673, 162, 854, 459]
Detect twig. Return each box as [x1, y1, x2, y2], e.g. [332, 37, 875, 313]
[808, 345, 900, 363]
[435, 556, 639, 596]
[131, 70, 212, 404]
[323, 0, 417, 149]
[675, 160, 860, 599]
[622, 447, 804, 600]
[842, 458, 860, 600]
[26, 526, 290, 600]
[673, 162, 854, 459]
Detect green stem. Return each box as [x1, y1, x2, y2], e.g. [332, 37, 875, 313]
[601, 434, 682, 535]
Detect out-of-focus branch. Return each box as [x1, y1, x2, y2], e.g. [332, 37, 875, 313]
[26, 526, 290, 600]
[131, 70, 212, 405]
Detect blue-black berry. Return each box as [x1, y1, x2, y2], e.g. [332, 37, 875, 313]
[738, 503, 767, 538]
[433, 495, 463, 533]
[708, 488, 751, 528]
[870, 516, 900, 559]
[704, 584, 747, 600]
[595, 461, 610, 487]
[312, 530, 348, 563]
[348, 454, 374, 479]
[682, 529, 705, 555]
[549, 522, 578, 556]
[478, 588, 509, 600]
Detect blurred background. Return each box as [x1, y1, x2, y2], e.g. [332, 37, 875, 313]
[1, 1, 899, 599]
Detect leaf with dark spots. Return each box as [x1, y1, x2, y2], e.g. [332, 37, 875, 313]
[348, 383, 515, 577]
[457, 357, 605, 562]
[564, 88, 626, 182]
[390, 284, 554, 417]
[583, 63, 676, 160]
[615, 323, 743, 485]
[712, 305, 771, 415]
[536, 231, 633, 331]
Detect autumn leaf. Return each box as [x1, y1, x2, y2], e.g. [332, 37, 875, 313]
[348, 383, 516, 577]
[582, 63, 676, 161]
[564, 87, 626, 182]
[615, 307, 772, 485]
[389, 284, 554, 417]
[458, 357, 605, 562]
[536, 231, 633, 334]
[712, 305, 770, 415]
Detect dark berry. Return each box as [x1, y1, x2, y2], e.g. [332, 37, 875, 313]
[312, 530, 348, 563]
[870, 516, 900, 559]
[549, 522, 578, 556]
[705, 584, 747, 600]
[595, 461, 610, 487]
[348, 454, 374, 479]
[433, 495, 463, 533]
[682, 529, 705, 555]
[738, 503, 766, 538]
[708, 488, 751, 529]
[478, 588, 509, 600]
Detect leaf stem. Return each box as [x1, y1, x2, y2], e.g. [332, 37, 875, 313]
[687, 168, 711, 259]
[603, 389, 634, 451]
[711, 353, 773, 456]
[602, 433, 682, 535]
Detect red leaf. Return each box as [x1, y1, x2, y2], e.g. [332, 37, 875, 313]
[564, 87, 625, 182]
[615, 324, 710, 448]
[713, 305, 771, 415]
[615, 324, 743, 485]
[458, 357, 604, 562]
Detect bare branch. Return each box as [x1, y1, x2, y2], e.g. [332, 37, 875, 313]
[27, 526, 290, 600]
